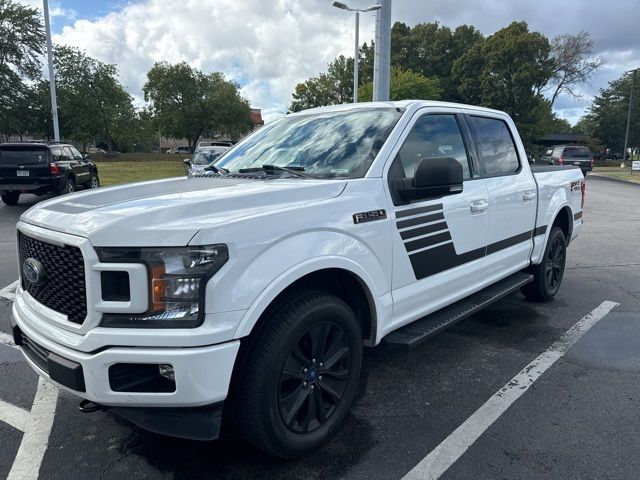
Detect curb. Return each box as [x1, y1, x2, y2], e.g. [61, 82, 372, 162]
[588, 174, 640, 187]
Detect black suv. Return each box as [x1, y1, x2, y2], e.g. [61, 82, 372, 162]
[547, 145, 593, 176]
[0, 142, 100, 206]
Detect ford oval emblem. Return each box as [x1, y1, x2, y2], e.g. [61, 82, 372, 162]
[22, 258, 45, 286]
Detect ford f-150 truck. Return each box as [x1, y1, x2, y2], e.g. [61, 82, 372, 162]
[10, 101, 585, 458]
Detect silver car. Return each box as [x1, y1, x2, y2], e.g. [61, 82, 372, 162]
[183, 146, 230, 175]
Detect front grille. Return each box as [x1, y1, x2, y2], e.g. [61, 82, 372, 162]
[19, 331, 50, 373]
[18, 232, 87, 324]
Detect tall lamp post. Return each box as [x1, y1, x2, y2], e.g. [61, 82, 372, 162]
[622, 68, 638, 169]
[332, 2, 381, 103]
[42, 0, 60, 141]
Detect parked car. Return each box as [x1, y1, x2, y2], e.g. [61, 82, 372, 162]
[183, 146, 230, 175]
[0, 142, 100, 205]
[11, 101, 584, 458]
[87, 147, 107, 154]
[547, 145, 593, 175]
[196, 141, 235, 149]
[167, 146, 192, 154]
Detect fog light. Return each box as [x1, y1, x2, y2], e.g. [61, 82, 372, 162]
[159, 364, 175, 381]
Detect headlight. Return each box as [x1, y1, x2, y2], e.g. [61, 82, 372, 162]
[96, 245, 229, 328]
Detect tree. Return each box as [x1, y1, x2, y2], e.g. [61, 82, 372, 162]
[359, 66, 442, 102]
[52, 46, 135, 150]
[0, 0, 44, 139]
[541, 32, 605, 107]
[144, 62, 252, 149]
[453, 22, 553, 142]
[290, 56, 354, 111]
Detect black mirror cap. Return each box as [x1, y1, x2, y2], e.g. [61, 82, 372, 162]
[83, 154, 90, 160]
[183, 158, 191, 165]
[414, 157, 463, 188]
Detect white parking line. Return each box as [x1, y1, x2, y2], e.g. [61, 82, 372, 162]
[0, 398, 30, 432]
[0, 331, 19, 350]
[0, 280, 18, 301]
[402, 300, 619, 480]
[7, 378, 59, 480]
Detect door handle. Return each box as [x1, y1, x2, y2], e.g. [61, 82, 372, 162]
[470, 200, 489, 213]
[523, 192, 536, 202]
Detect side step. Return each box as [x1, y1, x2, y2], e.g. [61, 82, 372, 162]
[384, 272, 533, 350]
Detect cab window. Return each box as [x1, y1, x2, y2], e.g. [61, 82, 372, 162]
[468, 116, 520, 176]
[395, 114, 471, 180]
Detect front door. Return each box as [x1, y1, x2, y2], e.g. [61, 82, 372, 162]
[385, 109, 491, 329]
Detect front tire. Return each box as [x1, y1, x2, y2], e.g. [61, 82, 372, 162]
[1, 192, 20, 206]
[522, 226, 567, 301]
[61, 177, 76, 195]
[230, 290, 362, 458]
[87, 172, 100, 189]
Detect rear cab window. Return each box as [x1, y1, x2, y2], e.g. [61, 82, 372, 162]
[467, 116, 520, 176]
[563, 147, 591, 158]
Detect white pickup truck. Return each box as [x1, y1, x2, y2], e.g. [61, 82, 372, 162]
[11, 101, 585, 458]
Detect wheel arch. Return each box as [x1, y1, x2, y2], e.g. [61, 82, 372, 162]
[234, 260, 380, 347]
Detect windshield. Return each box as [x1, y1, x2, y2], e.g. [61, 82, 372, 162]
[0, 147, 48, 165]
[564, 147, 591, 158]
[215, 107, 402, 178]
[192, 148, 228, 165]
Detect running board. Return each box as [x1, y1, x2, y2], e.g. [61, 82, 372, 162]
[384, 272, 533, 350]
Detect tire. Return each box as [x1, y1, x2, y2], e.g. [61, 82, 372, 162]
[229, 289, 363, 458]
[87, 172, 100, 189]
[1, 192, 20, 206]
[61, 176, 76, 195]
[521, 226, 567, 301]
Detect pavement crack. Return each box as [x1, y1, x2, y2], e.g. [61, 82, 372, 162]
[567, 263, 640, 270]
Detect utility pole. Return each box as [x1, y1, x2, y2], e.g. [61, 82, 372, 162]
[373, 0, 391, 101]
[622, 68, 637, 169]
[43, 0, 60, 141]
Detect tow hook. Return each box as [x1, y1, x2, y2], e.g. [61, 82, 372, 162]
[78, 399, 109, 413]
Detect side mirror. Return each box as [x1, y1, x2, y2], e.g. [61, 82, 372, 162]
[83, 154, 90, 160]
[396, 157, 463, 201]
[183, 158, 191, 165]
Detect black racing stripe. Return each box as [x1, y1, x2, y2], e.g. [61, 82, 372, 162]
[396, 212, 445, 230]
[404, 231, 452, 253]
[408, 229, 537, 279]
[409, 242, 485, 279]
[534, 225, 547, 236]
[573, 211, 583, 220]
[486, 231, 533, 255]
[395, 204, 443, 219]
[400, 221, 449, 240]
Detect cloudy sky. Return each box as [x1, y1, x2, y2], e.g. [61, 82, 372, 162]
[25, 0, 640, 124]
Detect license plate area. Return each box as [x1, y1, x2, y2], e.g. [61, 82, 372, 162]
[16, 170, 30, 177]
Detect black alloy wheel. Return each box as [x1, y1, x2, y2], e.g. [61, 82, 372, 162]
[278, 321, 352, 434]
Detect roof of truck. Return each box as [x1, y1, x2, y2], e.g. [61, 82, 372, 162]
[290, 100, 507, 117]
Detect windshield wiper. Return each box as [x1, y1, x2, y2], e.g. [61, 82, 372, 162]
[238, 164, 315, 178]
[203, 164, 228, 175]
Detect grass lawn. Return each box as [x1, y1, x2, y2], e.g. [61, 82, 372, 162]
[96, 160, 185, 186]
[592, 166, 640, 184]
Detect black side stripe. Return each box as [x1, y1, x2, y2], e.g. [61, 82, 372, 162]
[396, 212, 445, 230]
[409, 229, 538, 280]
[533, 225, 547, 236]
[404, 231, 452, 253]
[573, 211, 582, 220]
[400, 221, 449, 240]
[395, 204, 443, 219]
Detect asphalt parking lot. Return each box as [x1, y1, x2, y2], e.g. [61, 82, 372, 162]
[1, 176, 639, 479]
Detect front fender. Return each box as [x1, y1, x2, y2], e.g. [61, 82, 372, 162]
[231, 230, 390, 339]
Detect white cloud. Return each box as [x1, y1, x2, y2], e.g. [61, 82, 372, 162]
[51, 0, 377, 121]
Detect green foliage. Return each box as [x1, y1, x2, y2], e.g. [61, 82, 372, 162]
[584, 71, 640, 152]
[144, 62, 252, 148]
[359, 66, 442, 102]
[0, 0, 44, 139]
[290, 55, 355, 111]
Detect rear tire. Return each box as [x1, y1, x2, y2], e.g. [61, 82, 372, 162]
[229, 290, 362, 458]
[521, 226, 566, 301]
[1, 192, 20, 206]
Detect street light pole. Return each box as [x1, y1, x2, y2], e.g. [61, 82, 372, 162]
[622, 68, 637, 168]
[42, 0, 60, 142]
[332, 2, 381, 104]
[373, 0, 391, 102]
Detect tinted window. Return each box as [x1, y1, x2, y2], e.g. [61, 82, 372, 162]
[469, 116, 520, 176]
[61, 146, 75, 160]
[68, 146, 83, 159]
[396, 114, 471, 179]
[563, 147, 591, 158]
[0, 148, 48, 165]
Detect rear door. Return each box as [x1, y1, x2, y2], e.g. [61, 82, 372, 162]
[466, 113, 536, 276]
[386, 108, 491, 327]
[0, 146, 50, 187]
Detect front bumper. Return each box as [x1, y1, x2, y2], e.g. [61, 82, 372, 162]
[11, 301, 240, 408]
